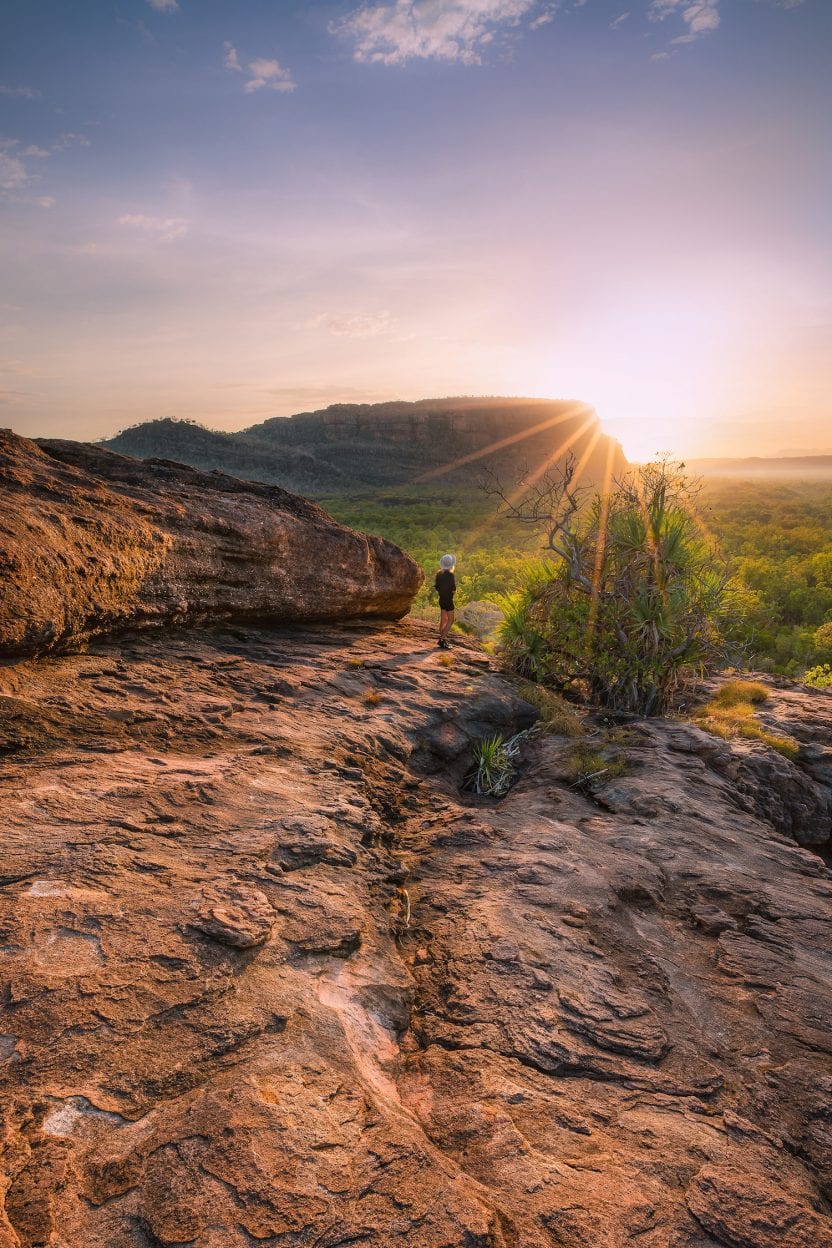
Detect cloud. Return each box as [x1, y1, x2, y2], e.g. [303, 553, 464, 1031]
[23, 145, 51, 158]
[610, 10, 631, 27]
[147, 0, 179, 12]
[529, 4, 558, 28]
[244, 57, 296, 93]
[117, 213, 191, 242]
[304, 310, 397, 338]
[52, 132, 92, 150]
[334, 0, 544, 66]
[648, 0, 719, 41]
[223, 41, 242, 72]
[0, 85, 40, 99]
[33, 196, 55, 208]
[223, 43, 296, 92]
[0, 151, 29, 192]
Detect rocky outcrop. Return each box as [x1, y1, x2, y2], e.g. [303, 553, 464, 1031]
[0, 431, 422, 659]
[99, 397, 628, 493]
[1, 622, 831, 1246]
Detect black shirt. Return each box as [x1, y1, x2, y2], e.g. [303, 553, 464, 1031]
[435, 569, 456, 610]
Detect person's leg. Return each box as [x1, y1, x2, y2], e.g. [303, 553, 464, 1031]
[439, 609, 450, 644]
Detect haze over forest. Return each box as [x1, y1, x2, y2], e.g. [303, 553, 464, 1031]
[2, 0, 831, 462]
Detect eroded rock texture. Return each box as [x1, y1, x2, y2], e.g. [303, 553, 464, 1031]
[0, 621, 831, 1247]
[0, 431, 422, 659]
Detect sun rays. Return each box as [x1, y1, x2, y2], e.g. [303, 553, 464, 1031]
[453, 409, 600, 557]
[412, 403, 591, 485]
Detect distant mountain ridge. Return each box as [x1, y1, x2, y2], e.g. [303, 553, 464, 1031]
[689, 454, 832, 478]
[97, 398, 626, 496]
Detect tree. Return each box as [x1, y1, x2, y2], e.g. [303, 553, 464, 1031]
[488, 456, 732, 716]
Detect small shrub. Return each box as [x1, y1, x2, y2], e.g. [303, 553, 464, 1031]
[803, 663, 832, 690]
[437, 652, 454, 668]
[517, 681, 584, 737]
[814, 622, 832, 652]
[347, 657, 365, 669]
[496, 460, 732, 716]
[363, 689, 382, 705]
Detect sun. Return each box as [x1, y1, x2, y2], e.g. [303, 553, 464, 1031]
[596, 407, 691, 465]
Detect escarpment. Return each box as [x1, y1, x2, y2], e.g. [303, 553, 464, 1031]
[99, 397, 627, 493]
[1, 612, 832, 1247]
[0, 430, 422, 659]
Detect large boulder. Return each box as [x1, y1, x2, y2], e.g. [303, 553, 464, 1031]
[0, 431, 422, 657]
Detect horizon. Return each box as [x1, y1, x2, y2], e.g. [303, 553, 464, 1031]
[2, 0, 831, 463]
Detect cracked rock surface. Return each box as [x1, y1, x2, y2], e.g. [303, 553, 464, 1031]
[1, 620, 831, 1247]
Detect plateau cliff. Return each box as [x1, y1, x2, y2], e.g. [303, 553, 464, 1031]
[99, 397, 626, 495]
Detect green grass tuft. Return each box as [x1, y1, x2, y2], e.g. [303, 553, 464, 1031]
[517, 681, 585, 737]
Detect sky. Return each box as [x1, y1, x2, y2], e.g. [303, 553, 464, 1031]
[1, 0, 830, 461]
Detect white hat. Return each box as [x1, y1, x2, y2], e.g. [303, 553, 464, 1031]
[439, 554, 455, 570]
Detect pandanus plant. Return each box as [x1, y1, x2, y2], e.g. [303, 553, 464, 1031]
[491, 456, 732, 716]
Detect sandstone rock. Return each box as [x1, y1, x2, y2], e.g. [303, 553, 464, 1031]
[1, 621, 831, 1245]
[0, 430, 422, 658]
[190, 885, 275, 948]
[686, 1164, 832, 1248]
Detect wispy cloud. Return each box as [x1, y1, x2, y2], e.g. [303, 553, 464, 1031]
[0, 85, 40, 99]
[117, 213, 191, 242]
[0, 142, 55, 205]
[53, 132, 92, 150]
[0, 151, 29, 192]
[334, 0, 544, 66]
[648, 0, 720, 42]
[610, 11, 631, 28]
[147, 0, 179, 12]
[304, 310, 397, 338]
[529, 4, 558, 28]
[245, 57, 296, 93]
[223, 43, 296, 92]
[223, 41, 242, 72]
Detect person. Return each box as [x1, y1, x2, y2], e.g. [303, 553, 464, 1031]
[434, 553, 456, 649]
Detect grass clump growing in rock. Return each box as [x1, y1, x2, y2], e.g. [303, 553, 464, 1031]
[363, 689, 382, 706]
[695, 680, 800, 759]
[517, 681, 584, 737]
[470, 730, 530, 797]
[565, 742, 628, 792]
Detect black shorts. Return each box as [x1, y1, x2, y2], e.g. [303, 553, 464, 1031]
[439, 600, 455, 612]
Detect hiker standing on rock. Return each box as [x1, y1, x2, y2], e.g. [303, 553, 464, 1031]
[435, 554, 456, 650]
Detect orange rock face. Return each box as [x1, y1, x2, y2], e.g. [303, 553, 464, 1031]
[1, 617, 831, 1246]
[0, 431, 422, 658]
